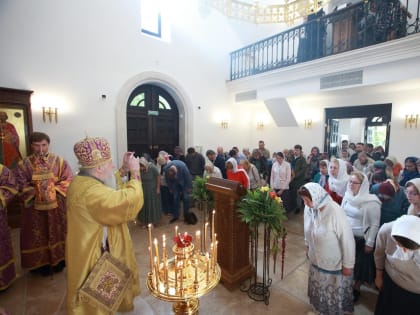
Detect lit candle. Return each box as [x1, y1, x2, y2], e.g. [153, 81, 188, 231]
[204, 222, 208, 252]
[196, 230, 201, 256]
[154, 257, 159, 288]
[210, 242, 214, 270]
[164, 260, 169, 293]
[174, 260, 178, 291]
[154, 238, 160, 265]
[148, 224, 153, 253]
[180, 262, 184, 297]
[215, 240, 218, 267]
[162, 234, 166, 261]
[148, 246, 153, 274]
[206, 253, 210, 284]
[211, 210, 215, 242]
[175, 225, 178, 238]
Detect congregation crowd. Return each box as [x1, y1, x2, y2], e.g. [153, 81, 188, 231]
[1, 134, 420, 315]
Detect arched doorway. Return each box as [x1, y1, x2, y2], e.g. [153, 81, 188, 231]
[126, 84, 179, 159]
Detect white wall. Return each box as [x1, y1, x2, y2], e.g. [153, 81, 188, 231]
[1, 0, 419, 170]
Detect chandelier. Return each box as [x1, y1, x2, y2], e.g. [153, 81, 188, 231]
[210, 0, 326, 25]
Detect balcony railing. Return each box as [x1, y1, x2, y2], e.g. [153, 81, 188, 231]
[230, 0, 420, 80]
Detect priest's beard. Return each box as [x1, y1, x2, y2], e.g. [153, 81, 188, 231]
[103, 171, 117, 190]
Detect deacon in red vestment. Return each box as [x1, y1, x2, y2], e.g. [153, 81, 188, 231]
[0, 163, 18, 290]
[0, 111, 22, 169]
[14, 132, 73, 275]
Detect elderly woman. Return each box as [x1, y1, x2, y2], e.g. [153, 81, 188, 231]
[240, 159, 261, 190]
[341, 171, 381, 301]
[203, 161, 222, 179]
[137, 157, 161, 227]
[326, 157, 349, 204]
[298, 183, 355, 315]
[374, 215, 420, 314]
[225, 157, 250, 189]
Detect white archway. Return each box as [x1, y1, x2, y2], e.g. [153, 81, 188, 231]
[115, 71, 192, 162]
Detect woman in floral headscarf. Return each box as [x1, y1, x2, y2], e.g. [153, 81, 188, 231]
[298, 183, 355, 315]
[326, 157, 349, 204]
[341, 171, 381, 302]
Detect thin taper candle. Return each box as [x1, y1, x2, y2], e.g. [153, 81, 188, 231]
[148, 224, 153, 255]
[154, 238, 160, 265]
[148, 246, 153, 274]
[204, 222, 208, 252]
[175, 225, 178, 238]
[211, 210, 215, 242]
[196, 230, 201, 255]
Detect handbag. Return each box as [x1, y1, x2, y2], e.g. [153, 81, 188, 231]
[79, 227, 133, 314]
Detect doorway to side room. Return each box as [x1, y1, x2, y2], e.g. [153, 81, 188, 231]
[126, 84, 179, 159]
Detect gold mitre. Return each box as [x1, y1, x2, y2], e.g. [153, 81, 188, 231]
[74, 136, 111, 168]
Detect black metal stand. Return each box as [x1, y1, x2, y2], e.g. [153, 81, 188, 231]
[240, 223, 272, 305]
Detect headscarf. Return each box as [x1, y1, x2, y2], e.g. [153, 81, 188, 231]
[391, 215, 420, 246]
[304, 182, 332, 211]
[343, 172, 380, 207]
[406, 178, 420, 215]
[139, 157, 150, 171]
[328, 158, 349, 197]
[226, 157, 250, 188]
[399, 156, 420, 186]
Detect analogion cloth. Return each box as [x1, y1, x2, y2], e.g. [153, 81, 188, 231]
[14, 153, 73, 270]
[0, 164, 18, 290]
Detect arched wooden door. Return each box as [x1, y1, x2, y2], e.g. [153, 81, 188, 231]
[127, 84, 179, 159]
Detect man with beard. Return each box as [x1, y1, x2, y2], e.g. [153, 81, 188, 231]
[14, 132, 73, 275]
[66, 136, 144, 315]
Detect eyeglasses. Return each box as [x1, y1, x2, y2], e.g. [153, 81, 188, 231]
[349, 181, 362, 185]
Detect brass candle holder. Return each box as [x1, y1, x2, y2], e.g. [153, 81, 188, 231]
[146, 212, 220, 315]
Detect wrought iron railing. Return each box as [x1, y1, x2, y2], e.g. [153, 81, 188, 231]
[230, 0, 420, 80]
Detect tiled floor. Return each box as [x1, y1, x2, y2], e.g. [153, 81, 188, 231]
[0, 210, 377, 314]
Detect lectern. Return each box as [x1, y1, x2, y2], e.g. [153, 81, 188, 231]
[206, 177, 252, 290]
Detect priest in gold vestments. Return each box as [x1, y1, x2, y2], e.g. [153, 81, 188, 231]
[66, 137, 144, 315]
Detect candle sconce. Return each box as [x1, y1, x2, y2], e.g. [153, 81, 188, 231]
[42, 107, 58, 123]
[405, 114, 418, 128]
[146, 210, 220, 315]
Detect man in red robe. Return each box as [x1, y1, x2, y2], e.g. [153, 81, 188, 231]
[14, 132, 73, 275]
[0, 163, 18, 290]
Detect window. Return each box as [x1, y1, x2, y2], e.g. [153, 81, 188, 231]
[129, 92, 145, 107]
[141, 0, 162, 38]
[140, 0, 172, 41]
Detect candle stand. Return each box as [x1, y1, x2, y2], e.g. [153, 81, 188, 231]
[146, 210, 220, 315]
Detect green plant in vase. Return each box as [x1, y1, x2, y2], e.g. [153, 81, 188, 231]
[192, 176, 213, 219]
[237, 185, 287, 278]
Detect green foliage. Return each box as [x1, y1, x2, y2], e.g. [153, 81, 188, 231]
[192, 176, 213, 202]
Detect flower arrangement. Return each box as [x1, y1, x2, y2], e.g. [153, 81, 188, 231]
[173, 232, 193, 248]
[237, 185, 287, 277]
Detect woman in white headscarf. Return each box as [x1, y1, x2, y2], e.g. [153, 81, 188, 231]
[405, 178, 420, 216]
[298, 183, 355, 315]
[225, 157, 250, 189]
[341, 171, 381, 301]
[326, 157, 349, 204]
[374, 215, 420, 314]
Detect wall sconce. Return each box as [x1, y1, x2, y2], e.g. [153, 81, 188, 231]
[304, 119, 312, 129]
[257, 121, 264, 129]
[405, 114, 418, 128]
[220, 120, 228, 129]
[42, 107, 58, 123]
